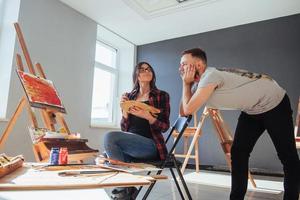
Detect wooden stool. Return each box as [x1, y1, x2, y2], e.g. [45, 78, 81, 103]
[172, 112, 201, 173]
[172, 127, 201, 172]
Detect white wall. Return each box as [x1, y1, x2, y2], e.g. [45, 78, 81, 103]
[0, 0, 20, 119]
[0, 0, 135, 161]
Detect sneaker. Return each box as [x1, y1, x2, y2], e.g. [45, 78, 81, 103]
[128, 187, 138, 199]
[111, 187, 137, 200]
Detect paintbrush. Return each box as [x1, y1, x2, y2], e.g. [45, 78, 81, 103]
[58, 169, 116, 176]
[97, 156, 143, 169]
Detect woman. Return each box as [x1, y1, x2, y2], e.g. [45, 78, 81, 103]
[104, 61, 170, 163]
[104, 62, 170, 199]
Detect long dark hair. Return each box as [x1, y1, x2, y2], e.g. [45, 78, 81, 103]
[132, 62, 157, 92]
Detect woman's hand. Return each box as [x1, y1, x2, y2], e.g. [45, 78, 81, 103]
[120, 93, 129, 104]
[129, 106, 156, 124]
[120, 93, 129, 118]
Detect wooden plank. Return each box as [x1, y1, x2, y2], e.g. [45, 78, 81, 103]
[174, 154, 196, 158]
[149, 175, 168, 180]
[195, 140, 200, 172]
[0, 97, 26, 149]
[16, 54, 24, 71]
[0, 164, 151, 191]
[56, 113, 71, 134]
[40, 111, 55, 131]
[35, 62, 46, 79]
[181, 108, 208, 173]
[26, 103, 38, 129]
[14, 23, 35, 74]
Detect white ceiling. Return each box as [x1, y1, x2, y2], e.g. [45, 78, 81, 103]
[59, 0, 300, 45]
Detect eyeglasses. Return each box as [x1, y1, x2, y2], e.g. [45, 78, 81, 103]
[138, 67, 152, 73]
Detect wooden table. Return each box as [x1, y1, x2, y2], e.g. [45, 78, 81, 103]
[0, 163, 153, 191]
[0, 189, 111, 200]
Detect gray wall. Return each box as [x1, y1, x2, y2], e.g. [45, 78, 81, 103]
[0, 0, 108, 161]
[137, 14, 300, 171]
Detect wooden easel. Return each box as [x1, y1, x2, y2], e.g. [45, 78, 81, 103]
[0, 23, 98, 163]
[181, 107, 257, 188]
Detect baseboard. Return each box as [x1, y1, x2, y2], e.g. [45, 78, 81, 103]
[185, 164, 284, 177]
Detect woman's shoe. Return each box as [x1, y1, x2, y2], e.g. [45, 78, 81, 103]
[111, 187, 137, 200]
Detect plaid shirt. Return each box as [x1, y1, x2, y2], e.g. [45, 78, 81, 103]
[121, 88, 170, 160]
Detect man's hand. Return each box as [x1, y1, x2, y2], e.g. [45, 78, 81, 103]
[129, 106, 156, 124]
[181, 64, 197, 84]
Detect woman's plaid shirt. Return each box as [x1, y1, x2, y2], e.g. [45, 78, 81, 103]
[121, 88, 170, 160]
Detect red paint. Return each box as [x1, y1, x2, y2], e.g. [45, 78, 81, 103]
[18, 70, 63, 108]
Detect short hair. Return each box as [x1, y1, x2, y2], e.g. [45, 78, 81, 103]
[182, 48, 207, 64]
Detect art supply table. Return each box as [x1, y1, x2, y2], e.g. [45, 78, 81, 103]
[0, 163, 154, 191]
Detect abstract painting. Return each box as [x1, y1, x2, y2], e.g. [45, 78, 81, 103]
[17, 70, 66, 113]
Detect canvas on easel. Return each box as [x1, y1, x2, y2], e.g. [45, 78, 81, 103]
[0, 22, 98, 163]
[16, 70, 66, 113]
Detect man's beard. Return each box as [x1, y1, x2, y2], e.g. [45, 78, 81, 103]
[194, 71, 200, 82]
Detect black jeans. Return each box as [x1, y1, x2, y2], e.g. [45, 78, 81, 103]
[230, 94, 300, 200]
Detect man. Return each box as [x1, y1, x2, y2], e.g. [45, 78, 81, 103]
[179, 48, 300, 200]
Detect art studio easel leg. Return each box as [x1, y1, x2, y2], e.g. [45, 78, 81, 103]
[0, 97, 26, 149]
[180, 108, 256, 188]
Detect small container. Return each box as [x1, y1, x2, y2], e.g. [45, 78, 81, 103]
[59, 147, 68, 165]
[49, 147, 59, 165]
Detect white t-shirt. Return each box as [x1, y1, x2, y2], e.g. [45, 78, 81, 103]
[195, 67, 286, 115]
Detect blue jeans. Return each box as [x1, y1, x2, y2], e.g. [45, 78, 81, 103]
[104, 131, 159, 162]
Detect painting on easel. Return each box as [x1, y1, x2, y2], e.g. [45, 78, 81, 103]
[16, 70, 66, 113]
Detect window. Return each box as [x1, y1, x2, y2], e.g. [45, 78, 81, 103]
[91, 41, 118, 126]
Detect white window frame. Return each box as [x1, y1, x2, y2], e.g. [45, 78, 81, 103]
[91, 40, 119, 128]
